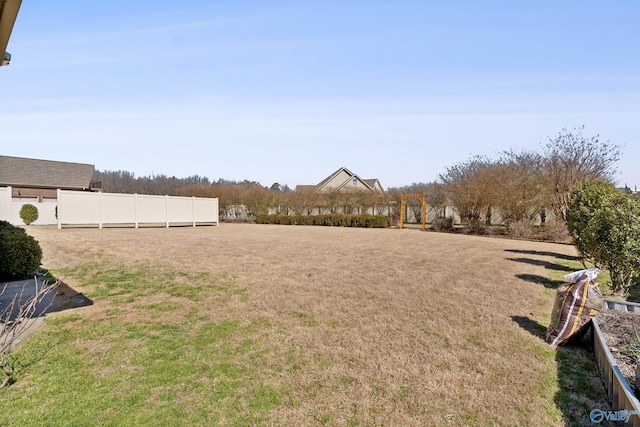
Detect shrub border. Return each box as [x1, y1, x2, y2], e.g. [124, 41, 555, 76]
[255, 213, 389, 228]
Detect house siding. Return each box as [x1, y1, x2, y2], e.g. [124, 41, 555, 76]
[311, 167, 383, 194]
[11, 187, 58, 202]
[322, 169, 353, 191]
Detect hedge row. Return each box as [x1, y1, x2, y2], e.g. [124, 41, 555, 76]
[0, 221, 43, 281]
[255, 213, 389, 228]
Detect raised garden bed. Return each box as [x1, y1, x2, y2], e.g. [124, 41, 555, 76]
[593, 299, 640, 426]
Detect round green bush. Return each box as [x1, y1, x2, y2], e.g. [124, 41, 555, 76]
[19, 203, 39, 225]
[0, 221, 43, 280]
[0, 220, 16, 232]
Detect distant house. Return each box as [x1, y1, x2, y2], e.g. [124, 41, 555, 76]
[296, 167, 384, 193]
[0, 155, 100, 202]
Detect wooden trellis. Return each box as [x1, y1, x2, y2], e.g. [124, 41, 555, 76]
[399, 194, 428, 231]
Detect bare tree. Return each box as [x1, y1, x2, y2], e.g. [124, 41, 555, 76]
[362, 191, 389, 215]
[94, 170, 213, 196]
[287, 188, 320, 215]
[543, 126, 621, 222]
[176, 183, 245, 220]
[440, 156, 494, 232]
[424, 182, 448, 219]
[243, 184, 271, 219]
[336, 188, 371, 215]
[494, 150, 547, 228]
[1, 278, 59, 388]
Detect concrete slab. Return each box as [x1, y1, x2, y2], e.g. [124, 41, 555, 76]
[0, 277, 93, 349]
[0, 277, 55, 323]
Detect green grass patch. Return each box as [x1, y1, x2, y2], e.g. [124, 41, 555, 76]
[54, 264, 244, 303]
[0, 264, 281, 426]
[43, 312, 82, 326]
[133, 300, 183, 312]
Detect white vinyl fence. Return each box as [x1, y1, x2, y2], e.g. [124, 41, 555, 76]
[56, 190, 218, 229]
[12, 200, 57, 225]
[0, 187, 58, 225]
[0, 187, 9, 222]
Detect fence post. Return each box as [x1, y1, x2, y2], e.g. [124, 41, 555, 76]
[57, 189, 62, 229]
[192, 196, 196, 227]
[134, 193, 139, 229]
[98, 191, 103, 229]
[215, 198, 219, 226]
[2, 186, 11, 223]
[165, 195, 169, 228]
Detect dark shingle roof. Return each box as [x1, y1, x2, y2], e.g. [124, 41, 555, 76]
[0, 155, 94, 189]
[294, 185, 317, 192]
[296, 167, 384, 193]
[363, 179, 380, 189]
[315, 166, 355, 189]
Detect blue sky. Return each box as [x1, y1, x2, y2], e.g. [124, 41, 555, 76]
[2, 1, 639, 189]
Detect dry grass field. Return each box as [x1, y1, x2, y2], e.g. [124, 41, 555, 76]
[4, 223, 611, 426]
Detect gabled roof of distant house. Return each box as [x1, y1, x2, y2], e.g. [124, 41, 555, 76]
[224, 182, 265, 191]
[0, 155, 95, 190]
[297, 167, 383, 193]
[294, 185, 317, 192]
[364, 179, 382, 190]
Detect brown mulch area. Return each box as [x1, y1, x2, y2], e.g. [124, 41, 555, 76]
[597, 309, 640, 394]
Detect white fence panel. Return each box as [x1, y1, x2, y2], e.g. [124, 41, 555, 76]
[195, 198, 219, 223]
[58, 191, 100, 225]
[167, 196, 194, 224]
[99, 193, 136, 225]
[0, 187, 10, 222]
[57, 190, 218, 228]
[0, 187, 58, 225]
[10, 202, 57, 225]
[135, 194, 168, 224]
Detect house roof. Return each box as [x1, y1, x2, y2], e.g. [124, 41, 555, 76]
[0, 155, 95, 190]
[364, 179, 381, 189]
[294, 185, 317, 192]
[302, 167, 383, 193]
[224, 182, 265, 191]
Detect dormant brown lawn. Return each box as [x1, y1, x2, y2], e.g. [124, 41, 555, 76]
[14, 223, 608, 426]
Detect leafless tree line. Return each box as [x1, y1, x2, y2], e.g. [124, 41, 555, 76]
[385, 127, 622, 236]
[92, 170, 390, 221]
[175, 184, 390, 221]
[92, 170, 215, 196]
[93, 127, 623, 233]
